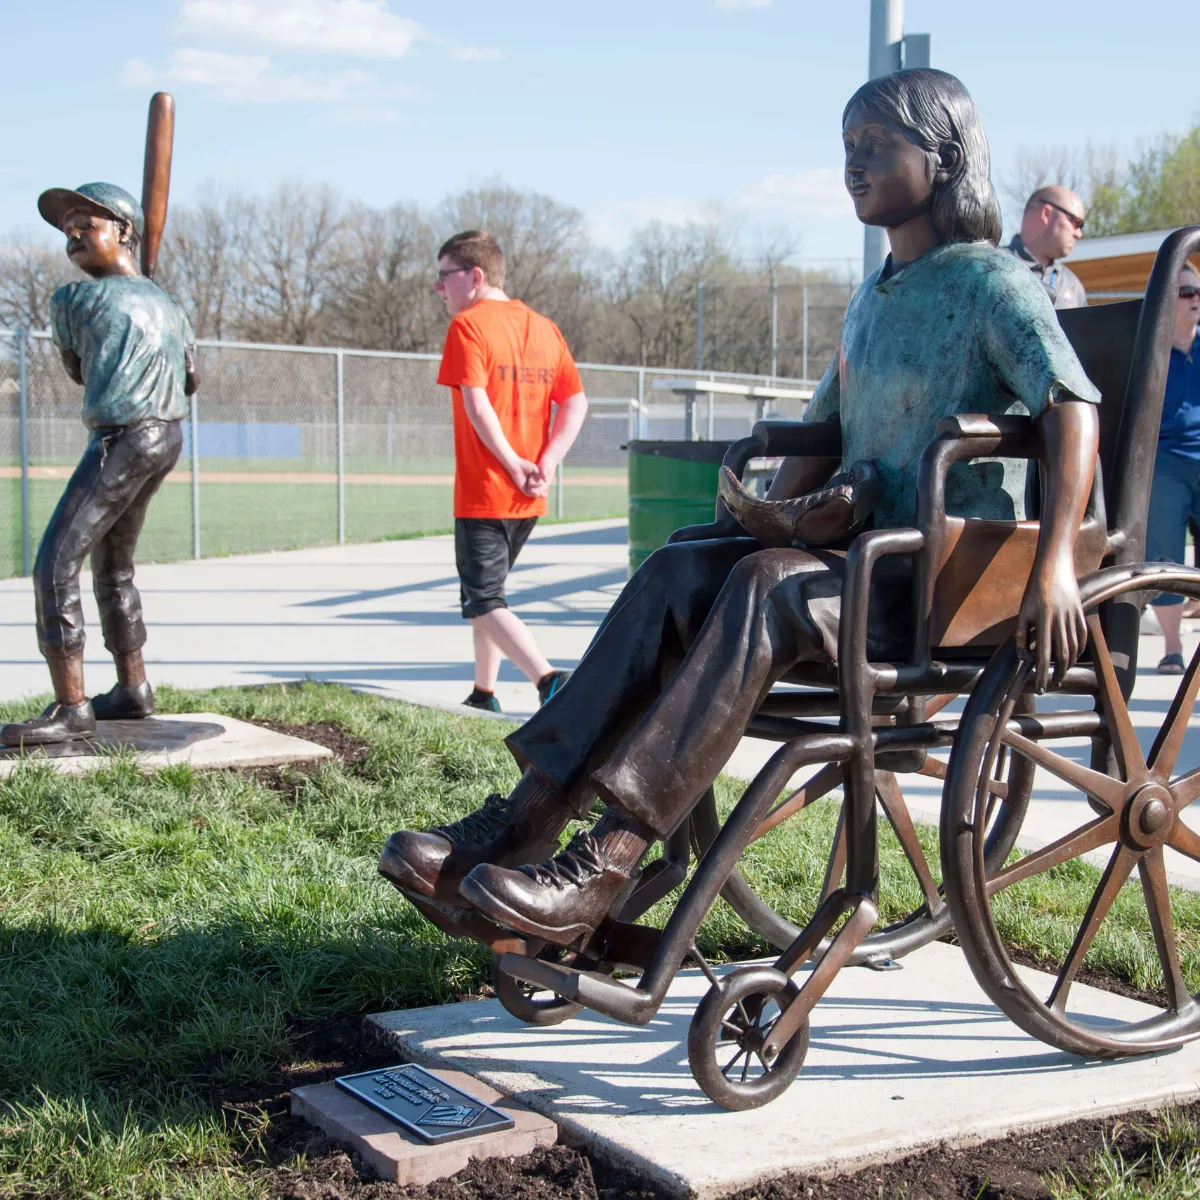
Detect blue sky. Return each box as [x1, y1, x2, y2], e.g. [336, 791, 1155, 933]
[1, 0, 1193, 270]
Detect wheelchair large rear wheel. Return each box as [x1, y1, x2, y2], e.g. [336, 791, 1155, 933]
[943, 569, 1200, 1055]
[691, 722, 1035, 965]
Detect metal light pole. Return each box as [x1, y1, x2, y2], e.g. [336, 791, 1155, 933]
[862, 2, 931, 281]
[863, 0, 903, 280]
[769, 279, 778, 379]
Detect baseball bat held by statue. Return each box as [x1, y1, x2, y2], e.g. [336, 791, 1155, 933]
[140, 92, 175, 279]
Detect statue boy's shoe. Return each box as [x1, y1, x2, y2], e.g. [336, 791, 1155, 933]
[378, 789, 564, 904]
[0, 700, 96, 746]
[91, 681, 155, 721]
[458, 830, 634, 946]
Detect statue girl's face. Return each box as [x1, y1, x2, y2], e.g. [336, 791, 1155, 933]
[842, 102, 938, 231]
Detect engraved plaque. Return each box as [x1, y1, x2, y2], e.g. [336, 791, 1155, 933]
[334, 1064, 515, 1144]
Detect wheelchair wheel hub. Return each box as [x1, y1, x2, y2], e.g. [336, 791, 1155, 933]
[1123, 784, 1174, 850]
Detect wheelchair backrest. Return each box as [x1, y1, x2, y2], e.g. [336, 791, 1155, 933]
[1055, 299, 1140, 528]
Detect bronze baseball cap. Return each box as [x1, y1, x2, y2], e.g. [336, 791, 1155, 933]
[37, 182, 145, 238]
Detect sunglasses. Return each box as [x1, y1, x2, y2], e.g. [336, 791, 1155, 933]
[1181, 286, 1200, 300]
[435, 266, 472, 283]
[1042, 199, 1086, 232]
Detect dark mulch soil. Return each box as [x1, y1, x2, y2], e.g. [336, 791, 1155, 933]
[226, 1010, 1195, 1200]
[1004, 943, 1168, 1009]
[257, 1097, 1198, 1200]
[248, 719, 371, 766]
[241, 719, 372, 794]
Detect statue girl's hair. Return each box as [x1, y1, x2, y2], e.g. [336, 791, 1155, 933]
[843, 68, 1003, 247]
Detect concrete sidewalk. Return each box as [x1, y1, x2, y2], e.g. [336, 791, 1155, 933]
[0, 519, 628, 717]
[2, 518, 1198, 885]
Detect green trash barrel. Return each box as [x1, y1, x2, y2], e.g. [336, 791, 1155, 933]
[627, 440, 732, 575]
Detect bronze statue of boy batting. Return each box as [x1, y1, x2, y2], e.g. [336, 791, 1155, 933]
[1, 94, 199, 747]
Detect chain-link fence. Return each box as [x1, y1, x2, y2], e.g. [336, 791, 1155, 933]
[694, 278, 856, 380]
[0, 331, 812, 579]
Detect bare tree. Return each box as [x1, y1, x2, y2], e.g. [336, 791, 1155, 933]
[1, 177, 846, 374]
[241, 183, 343, 345]
[438, 184, 596, 350]
[1001, 142, 1120, 230]
[0, 234, 76, 330]
[595, 220, 734, 367]
[157, 190, 257, 341]
[322, 202, 442, 351]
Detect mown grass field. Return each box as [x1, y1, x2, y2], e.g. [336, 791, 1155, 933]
[1, 476, 628, 578]
[0, 683, 1197, 1199]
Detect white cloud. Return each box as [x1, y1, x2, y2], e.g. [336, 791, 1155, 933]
[451, 45, 503, 62]
[713, 0, 773, 8]
[168, 48, 373, 101]
[120, 57, 157, 86]
[739, 168, 852, 218]
[178, 0, 420, 58]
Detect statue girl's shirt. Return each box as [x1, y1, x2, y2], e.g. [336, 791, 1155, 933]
[50, 275, 194, 430]
[803, 241, 1101, 529]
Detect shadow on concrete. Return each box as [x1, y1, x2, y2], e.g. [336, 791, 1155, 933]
[251, 661, 580, 685]
[334, 610, 612, 626]
[531, 524, 628, 546]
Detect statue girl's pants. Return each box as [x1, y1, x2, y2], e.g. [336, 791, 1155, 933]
[34, 419, 183, 660]
[505, 536, 911, 838]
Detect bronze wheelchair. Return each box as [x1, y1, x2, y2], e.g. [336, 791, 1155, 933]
[482, 228, 1200, 1110]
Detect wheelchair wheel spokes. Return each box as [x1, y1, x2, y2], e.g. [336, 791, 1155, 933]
[752, 762, 843, 841]
[702, 709, 1035, 966]
[944, 587, 1200, 1057]
[875, 770, 943, 917]
[1149, 643, 1200, 784]
[688, 965, 809, 1110]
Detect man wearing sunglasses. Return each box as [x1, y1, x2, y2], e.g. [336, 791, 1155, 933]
[1003, 185, 1088, 308]
[1146, 263, 1200, 672]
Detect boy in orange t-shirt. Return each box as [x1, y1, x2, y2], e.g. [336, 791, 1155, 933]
[434, 230, 589, 712]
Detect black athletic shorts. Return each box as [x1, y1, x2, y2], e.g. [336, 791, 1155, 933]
[454, 516, 538, 619]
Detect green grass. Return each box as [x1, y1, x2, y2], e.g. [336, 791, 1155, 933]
[0, 683, 1197, 1198]
[2, 478, 627, 577]
[1046, 1108, 1200, 1199]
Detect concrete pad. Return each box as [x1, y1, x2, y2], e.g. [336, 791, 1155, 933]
[0, 712, 331, 777]
[291, 1069, 556, 1186]
[368, 942, 1200, 1200]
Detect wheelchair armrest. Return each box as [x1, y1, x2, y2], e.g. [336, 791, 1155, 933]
[720, 420, 843, 482]
[838, 527, 925, 724]
[751, 418, 843, 461]
[934, 413, 1037, 450]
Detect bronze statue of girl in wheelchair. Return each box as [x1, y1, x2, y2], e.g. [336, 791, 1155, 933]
[380, 67, 1200, 1110]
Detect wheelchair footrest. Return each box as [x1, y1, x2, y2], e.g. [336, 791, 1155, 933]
[497, 953, 659, 1026]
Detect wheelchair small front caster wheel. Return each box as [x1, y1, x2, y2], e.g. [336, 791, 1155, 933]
[492, 943, 584, 1027]
[687, 965, 809, 1110]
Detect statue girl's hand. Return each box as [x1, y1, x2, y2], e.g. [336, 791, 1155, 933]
[1016, 552, 1087, 693]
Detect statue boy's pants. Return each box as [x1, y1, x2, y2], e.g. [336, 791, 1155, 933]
[34, 419, 183, 661]
[505, 536, 911, 839]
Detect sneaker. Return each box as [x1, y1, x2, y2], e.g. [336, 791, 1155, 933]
[463, 690, 501, 713]
[536, 670, 571, 706]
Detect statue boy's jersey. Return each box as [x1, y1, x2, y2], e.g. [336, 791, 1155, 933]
[50, 275, 195, 429]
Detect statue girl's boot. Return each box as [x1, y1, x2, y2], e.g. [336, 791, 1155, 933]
[379, 768, 574, 904]
[458, 808, 652, 946]
[0, 652, 96, 746]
